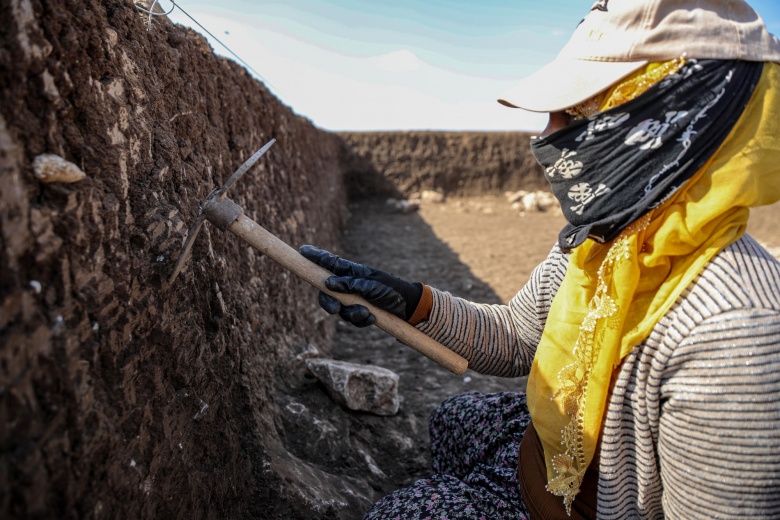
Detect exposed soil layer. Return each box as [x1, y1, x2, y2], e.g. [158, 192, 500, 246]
[1, 2, 548, 518]
[1, 2, 348, 518]
[338, 132, 547, 199]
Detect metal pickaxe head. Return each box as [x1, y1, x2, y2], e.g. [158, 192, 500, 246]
[168, 138, 276, 284]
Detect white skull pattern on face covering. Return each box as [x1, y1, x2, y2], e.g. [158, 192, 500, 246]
[546, 149, 584, 179]
[568, 182, 611, 215]
[575, 113, 631, 142]
[625, 111, 688, 150]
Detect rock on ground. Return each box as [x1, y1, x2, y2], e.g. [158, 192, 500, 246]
[305, 358, 401, 416]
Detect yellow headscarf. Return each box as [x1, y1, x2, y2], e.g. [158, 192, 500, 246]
[527, 61, 780, 514]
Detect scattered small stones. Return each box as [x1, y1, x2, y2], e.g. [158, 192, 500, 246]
[305, 358, 400, 416]
[505, 189, 559, 214]
[285, 402, 307, 415]
[173, 387, 209, 421]
[419, 190, 446, 203]
[52, 315, 65, 335]
[193, 399, 209, 421]
[385, 198, 420, 214]
[506, 190, 529, 204]
[32, 154, 86, 184]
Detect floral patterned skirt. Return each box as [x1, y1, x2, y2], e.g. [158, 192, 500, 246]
[364, 392, 531, 520]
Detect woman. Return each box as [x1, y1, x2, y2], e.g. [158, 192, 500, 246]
[301, 0, 780, 517]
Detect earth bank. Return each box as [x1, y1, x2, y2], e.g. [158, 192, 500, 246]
[1, 2, 548, 518]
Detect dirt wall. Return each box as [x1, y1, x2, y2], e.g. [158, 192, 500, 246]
[339, 131, 546, 198]
[1, 1, 347, 518]
[0, 2, 547, 519]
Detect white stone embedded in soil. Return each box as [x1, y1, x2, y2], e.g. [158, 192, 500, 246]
[508, 189, 559, 213]
[420, 190, 446, 203]
[386, 198, 420, 213]
[305, 358, 400, 416]
[506, 190, 529, 204]
[32, 154, 86, 184]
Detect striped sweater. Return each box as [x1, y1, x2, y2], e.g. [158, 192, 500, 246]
[416, 234, 780, 519]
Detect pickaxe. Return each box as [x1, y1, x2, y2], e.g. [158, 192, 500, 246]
[168, 139, 469, 375]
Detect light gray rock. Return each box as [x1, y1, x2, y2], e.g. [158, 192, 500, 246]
[305, 359, 400, 416]
[32, 154, 86, 184]
[385, 198, 420, 214]
[505, 189, 528, 204]
[420, 190, 446, 203]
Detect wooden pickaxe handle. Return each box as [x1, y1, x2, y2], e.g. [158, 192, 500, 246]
[228, 214, 469, 375]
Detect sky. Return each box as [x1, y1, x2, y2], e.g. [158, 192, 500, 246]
[159, 0, 780, 133]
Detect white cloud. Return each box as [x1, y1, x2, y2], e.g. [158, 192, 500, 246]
[167, 11, 546, 132]
[370, 49, 422, 73]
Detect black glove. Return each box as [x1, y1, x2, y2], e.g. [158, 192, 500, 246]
[299, 245, 422, 328]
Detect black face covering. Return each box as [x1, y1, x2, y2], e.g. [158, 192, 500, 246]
[531, 59, 763, 251]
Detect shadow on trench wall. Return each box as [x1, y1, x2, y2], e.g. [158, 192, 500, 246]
[0, 0, 545, 517]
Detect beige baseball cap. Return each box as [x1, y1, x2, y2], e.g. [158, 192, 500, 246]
[498, 0, 780, 112]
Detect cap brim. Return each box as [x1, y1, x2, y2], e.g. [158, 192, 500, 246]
[497, 57, 648, 112]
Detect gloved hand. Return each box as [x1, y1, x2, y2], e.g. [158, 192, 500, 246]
[299, 245, 422, 328]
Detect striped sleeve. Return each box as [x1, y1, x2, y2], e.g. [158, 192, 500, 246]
[597, 234, 780, 520]
[658, 309, 780, 519]
[415, 245, 568, 377]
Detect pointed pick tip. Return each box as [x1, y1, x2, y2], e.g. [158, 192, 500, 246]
[168, 267, 183, 285]
[167, 249, 190, 285]
[166, 212, 206, 286]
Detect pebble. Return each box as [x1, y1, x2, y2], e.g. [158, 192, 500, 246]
[33, 154, 86, 184]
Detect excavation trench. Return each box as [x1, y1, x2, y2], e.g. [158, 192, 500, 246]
[3, 2, 779, 518]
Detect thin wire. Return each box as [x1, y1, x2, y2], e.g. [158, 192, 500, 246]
[134, 0, 277, 92]
[135, 0, 174, 31]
